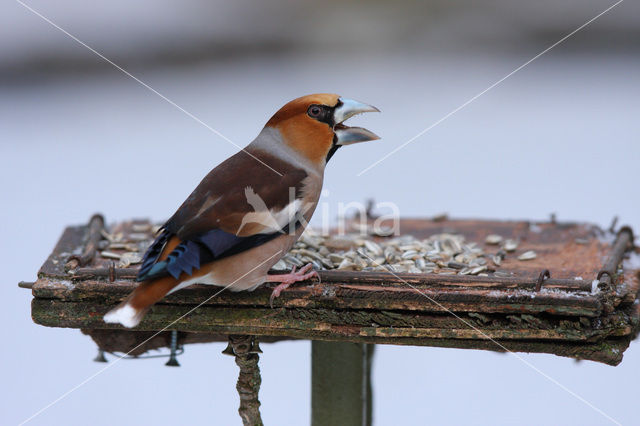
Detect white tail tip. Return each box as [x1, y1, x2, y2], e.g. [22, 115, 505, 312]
[104, 304, 142, 328]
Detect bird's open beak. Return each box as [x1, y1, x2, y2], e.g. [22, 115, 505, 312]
[333, 97, 380, 146]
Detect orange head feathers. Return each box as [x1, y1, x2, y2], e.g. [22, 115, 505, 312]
[265, 94, 380, 165]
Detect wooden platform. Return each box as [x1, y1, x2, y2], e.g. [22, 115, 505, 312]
[22, 214, 639, 365]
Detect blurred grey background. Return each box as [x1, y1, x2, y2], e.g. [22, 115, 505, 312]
[2, 0, 639, 425]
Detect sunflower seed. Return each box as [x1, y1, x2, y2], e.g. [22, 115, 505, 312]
[117, 252, 142, 268]
[517, 250, 537, 261]
[108, 242, 140, 252]
[503, 239, 518, 252]
[469, 258, 487, 267]
[370, 257, 386, 267]
[272, 260, 288, 270]
[471, 265, 487, 274]
[100, 251, 121, 260]
[447, 261, 467, 270]
[320, 258, 334, 269]
[298, 249, 325, 262]
[283, 254, 304, 267]
[401, 250, 419, 259]
[337, 259, 357, 270]
[459, 267, 473, 275]
[485, 234, 503, 245]
[121, 252, 142, 264]
[364, 240, 383, 256]
[384, 246, 397, 262]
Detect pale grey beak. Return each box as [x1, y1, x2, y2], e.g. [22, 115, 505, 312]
[333, 97, 380, 146]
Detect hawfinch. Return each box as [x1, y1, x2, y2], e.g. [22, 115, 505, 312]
[104, 94, 379, 327]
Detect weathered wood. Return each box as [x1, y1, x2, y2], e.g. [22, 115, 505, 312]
[67, 269, 596, 291]
[32, 297, 634, 343]
[32, 278, 603, 317]
[64, 214, 104, 271]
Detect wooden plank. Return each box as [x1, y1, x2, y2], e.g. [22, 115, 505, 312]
[39, 299, 638, 366]
[31, 299, 631, 342]
[31, 277, 603, 317]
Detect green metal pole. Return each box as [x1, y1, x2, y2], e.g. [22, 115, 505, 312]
[311, 341, 374, 426]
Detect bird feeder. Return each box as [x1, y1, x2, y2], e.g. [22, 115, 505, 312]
[20, 214, 639, 426]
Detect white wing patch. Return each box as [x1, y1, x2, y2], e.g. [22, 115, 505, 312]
[236, 186, 303, 235]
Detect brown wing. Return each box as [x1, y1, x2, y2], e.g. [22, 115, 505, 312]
[164, 148, 308, 240]
[137, 148, 308, 282]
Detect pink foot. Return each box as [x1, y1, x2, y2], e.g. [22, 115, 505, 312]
[266, 263, 319, 307]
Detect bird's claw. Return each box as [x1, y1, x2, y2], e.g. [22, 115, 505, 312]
[268, 263, 319, 308]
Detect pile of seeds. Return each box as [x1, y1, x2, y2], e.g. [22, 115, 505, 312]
[272, 230, 536, 276]
[96, 224, 537, 277]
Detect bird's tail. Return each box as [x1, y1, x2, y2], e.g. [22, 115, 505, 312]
[103, 299, 148, 328]
[104, 276, 178, 328]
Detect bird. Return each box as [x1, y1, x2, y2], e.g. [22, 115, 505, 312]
[104, 94, 380, 328]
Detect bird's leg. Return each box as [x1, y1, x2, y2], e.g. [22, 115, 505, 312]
[266, 263, 319, 307]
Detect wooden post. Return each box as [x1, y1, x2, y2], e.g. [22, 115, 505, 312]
[312, 341, 374, 426]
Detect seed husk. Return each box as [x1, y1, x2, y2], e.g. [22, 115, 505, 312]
[518, 250, 537, 261]
[272, 260, 288, 270]
[471, 265, 487, 274]
[337, 259, 357, 270]
[447, 261, 467, 270]
[100, 251, 121, 260]
[363, 240, 383, 256]
[503, 239, 518, 252]
[485, 234, 503, 245]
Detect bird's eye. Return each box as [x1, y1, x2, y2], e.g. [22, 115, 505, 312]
[308, 105, 322, 118]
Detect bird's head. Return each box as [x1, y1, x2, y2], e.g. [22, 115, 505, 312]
[265, 94, 380, 165]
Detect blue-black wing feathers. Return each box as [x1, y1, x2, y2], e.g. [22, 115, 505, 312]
[135, 224, 297, 282]
[137, 229, 171, 280]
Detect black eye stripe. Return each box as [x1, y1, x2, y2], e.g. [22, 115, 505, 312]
[307, 104, 335, 126]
